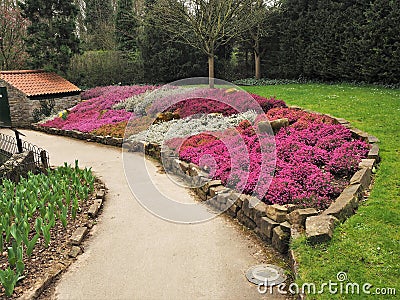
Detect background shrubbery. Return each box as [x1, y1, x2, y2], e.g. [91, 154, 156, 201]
[67, 51, 142, 88]
[4, 0, 399, 87]
[259, 0, 400, 85]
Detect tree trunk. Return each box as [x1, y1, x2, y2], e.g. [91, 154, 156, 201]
[208, 55, 215, 88]
[255, 51, 261, 80]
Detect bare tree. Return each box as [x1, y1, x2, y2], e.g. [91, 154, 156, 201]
[154, 0, 260, 87]
[0, 0, 29, 70]
[244, 0, 279, 79]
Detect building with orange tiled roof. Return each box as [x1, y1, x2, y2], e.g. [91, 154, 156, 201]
[0, 70, 81, 127]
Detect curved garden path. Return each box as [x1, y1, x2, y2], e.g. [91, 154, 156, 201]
[22, 130, 287, 300]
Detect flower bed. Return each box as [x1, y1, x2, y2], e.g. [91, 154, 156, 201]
[39, 86, 284, 139]
[40, 86, 153, 133]
[148, 88, 286, 118]
[38, 85, 370, 210]
[166, 108, 370, 210]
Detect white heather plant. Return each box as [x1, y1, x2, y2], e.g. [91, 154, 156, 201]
[128, 110, 258, 144]
[113, 86, 200, 116]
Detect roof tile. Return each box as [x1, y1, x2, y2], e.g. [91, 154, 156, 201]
[0, 70, 81, 97]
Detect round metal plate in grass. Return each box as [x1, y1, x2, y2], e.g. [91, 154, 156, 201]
[246, 264, 287, 286]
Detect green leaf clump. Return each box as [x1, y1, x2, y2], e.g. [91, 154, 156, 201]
[0, 161, 95, 296]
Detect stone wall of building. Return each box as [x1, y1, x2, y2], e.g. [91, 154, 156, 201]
[0, 80, 80, 127]
[0, 80, 26, 126]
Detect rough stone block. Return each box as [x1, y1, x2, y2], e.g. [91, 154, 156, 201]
[202, 180, 222, 193]
[115, 138, 124, 147]
[179, 161, 190, 173]
[335, 117, 349, 125]
[208, 197, 221, 210]
[323, 184, 362, 221]
[270, 118, 290, 133]
[258, 118, 289, 134]
[280, 221, 291, 234]
[306, 215, 338, 244]
[242, 196, 260, 219]
[289, 249, 300, 279]
[216, 192, 230, 205]
[192, 175, 208, 186]
[69, 246, 82, 258]
[96, 189, 106, 201]
[226, 203, 240, 218]
[103, 135, 113, 145]
[359, 159, 376, 170]
[272, 226, 289, 253]
[285, 204, 299, 213]
[266, 204, 288, 223]
[237, 210, 256, 230]
[188, 165, 200, 177]
[235, 193, 246, 208]
[258, 121, 271, 133]
[290, 226, 302, 240]
[252, 201, 268, 227]
[350, 167, 372, 189]
[88, 203, 99, 218]
[209, 186, 229, 198]
[196, 188, 208, 201]
[288, 208, 318, 228]
[368, 135, 379, 143]
[368, 144, 380, 161]
[350, 128, 369, 142]
[259, 217, 279, 239]
[70, 227, 88, 246]
[71, 130, 81, 139]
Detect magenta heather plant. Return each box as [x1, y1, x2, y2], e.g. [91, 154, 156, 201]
[148, 88, 286, 117]
[41, 86, 153, 132]
[263, 107, 336, 128]
[169, 109, 370, 210]
[81, 86, 111, 100]
[327, 140, 370, 176]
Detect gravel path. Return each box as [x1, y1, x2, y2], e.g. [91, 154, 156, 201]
[20, 130, 288, 300]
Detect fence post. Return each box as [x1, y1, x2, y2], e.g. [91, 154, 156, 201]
[40, 150, 49, 169]
[14, 130, 23, 153]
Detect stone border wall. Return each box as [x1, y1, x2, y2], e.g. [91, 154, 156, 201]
[31, 108, 380, 278]
[0, 151, 37, 184]
[31, 125, 123, 147]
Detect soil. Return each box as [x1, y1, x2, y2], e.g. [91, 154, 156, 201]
[0, 179, 105, 299]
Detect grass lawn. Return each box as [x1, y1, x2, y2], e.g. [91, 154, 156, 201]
[243, 84, 400, 299]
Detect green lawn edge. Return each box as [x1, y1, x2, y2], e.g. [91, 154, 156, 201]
[243, 84, 400, 299]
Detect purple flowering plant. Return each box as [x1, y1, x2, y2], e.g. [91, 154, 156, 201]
[41, 86, 153, 132]
[167, 108, 370, 210]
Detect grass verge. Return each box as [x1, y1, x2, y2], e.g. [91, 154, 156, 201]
[243, 84, 400, 299]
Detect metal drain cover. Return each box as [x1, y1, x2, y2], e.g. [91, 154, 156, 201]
[246, 264, 287, 286]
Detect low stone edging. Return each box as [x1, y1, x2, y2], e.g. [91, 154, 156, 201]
[30, 124, 124, 147]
